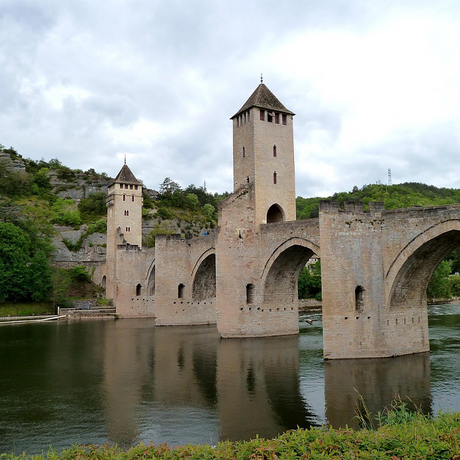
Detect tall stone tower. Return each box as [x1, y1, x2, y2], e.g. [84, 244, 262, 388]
[105, 162, 143, 300]
[231, 82, 296, 225]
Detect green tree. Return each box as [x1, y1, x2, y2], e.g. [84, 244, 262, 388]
[78, 193, 107, 222]
[28, 250, 52, 301]
[0, 222, 52, 303]
[51, 198, 82, 227]
[0, 222, 32, 302]
[203, 203, 216, 220]
[185, 193, 200, 210]
[427, 260, 452, 300]
[298, 259, 322, 300]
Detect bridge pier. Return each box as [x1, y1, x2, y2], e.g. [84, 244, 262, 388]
[320, 201, 430, 359]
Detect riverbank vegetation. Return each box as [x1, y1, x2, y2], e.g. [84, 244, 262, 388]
[3, 405, 459, 459]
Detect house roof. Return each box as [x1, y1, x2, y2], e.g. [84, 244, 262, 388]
[231, 83, 295, 119]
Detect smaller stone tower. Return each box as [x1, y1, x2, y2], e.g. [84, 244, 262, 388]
[231, 82, 296, 225]
[105, 162, 143, 300]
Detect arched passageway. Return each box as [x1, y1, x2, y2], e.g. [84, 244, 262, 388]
[389, 229, 460, 309]
[266, 204, 284, 223]
[193, 254, 216, 301]
[264, 244, 317, 304]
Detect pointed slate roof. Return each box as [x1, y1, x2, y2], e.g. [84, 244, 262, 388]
[231, 83, 295, 119]
[111, 163, 141, 186]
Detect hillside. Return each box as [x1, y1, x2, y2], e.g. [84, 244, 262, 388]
[0, 144, 222, 263]
[296, 182, 460, 219]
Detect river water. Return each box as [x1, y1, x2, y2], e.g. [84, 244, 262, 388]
[0, 304, 459, 455]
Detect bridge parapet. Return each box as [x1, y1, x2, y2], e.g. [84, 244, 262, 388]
[320, 200, 385, 217]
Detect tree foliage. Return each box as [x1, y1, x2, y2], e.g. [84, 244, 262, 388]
[0, 222, 52, 302]
[78, 193, 107, 222]
[296, 182, 460, 219]
[298, 259, 322, 300]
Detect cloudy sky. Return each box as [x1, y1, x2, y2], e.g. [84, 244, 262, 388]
[1, 0, 460, 197]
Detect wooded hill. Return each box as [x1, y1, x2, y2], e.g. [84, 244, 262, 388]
[296, 182, 460, 219]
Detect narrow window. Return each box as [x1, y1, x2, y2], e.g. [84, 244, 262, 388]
[123, 194, 126, 201]
[246, 176, 250, 183]
[273, 172, 277, 184]
[124, 210, 129, 216]
[247, 110, 250, 121]
[355, 286, 365, 311]
[178, 283, 185, 299]
[136, 284, 142, 296]
[135, 185, 138, 190]
[242, 146, 245, 158]
[119, 184, 123, 189]
[246, 283, 255, 304]
[125, 184, 129, 189]
[267, 112, 273, 123]
[273, 145, 277, 157]
[260, 109, 265, 121]
[130, 184, 133, 189]
[282, 114, 287, 125]
[132, 196, 134, 202]
[237, 117, 239, 127]
[275, 113, 279, 124]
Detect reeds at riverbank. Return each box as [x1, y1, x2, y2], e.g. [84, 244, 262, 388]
[3, 405, 459, 459]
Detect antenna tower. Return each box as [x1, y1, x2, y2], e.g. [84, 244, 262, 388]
[388, 168, 392, 186]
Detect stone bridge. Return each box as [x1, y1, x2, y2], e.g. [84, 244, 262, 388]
[103, 82, 460, 359]
[107, 189, 460, 360]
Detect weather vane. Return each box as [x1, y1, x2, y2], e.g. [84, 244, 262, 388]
[124, 154, 126, 165]
[260, 73, 263, 83]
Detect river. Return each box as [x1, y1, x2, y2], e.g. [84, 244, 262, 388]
[0, 303, 459, 455]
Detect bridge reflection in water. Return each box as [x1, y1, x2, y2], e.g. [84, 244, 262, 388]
[0, 317, 440, 454]
[324, 353, 431, 429]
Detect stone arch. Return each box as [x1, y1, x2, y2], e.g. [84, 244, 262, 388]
[387, 220, 460, 309]
[267, 204, 284, 223]
[146, 260, 155, 295]
[192, 252, 216, 301]
[262, 237, 321, 303]
[136, 283, 142, 296]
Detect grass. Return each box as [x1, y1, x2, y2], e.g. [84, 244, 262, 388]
[2, 406, 459, 459]
[0, 302, 54, 317]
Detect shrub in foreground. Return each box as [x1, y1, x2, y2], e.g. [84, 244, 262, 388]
[2, 410, 459, 459]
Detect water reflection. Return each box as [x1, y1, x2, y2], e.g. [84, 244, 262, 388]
[324, 353, 432, 428]
[0, 304, 459, 455]
[216, 336, 315, 441]
[101, 325, 314, 446]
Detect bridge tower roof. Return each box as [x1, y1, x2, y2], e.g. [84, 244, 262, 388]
[111, 163, 142, 187]
[231, 83, 295, 119]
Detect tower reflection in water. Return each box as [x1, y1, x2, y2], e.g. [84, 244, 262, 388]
[101, 321, 316, 447]
[324, 352, 432, 429]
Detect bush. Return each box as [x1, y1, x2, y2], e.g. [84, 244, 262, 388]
[69, 266, 92, 282]
[78, 193, 107, 222]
